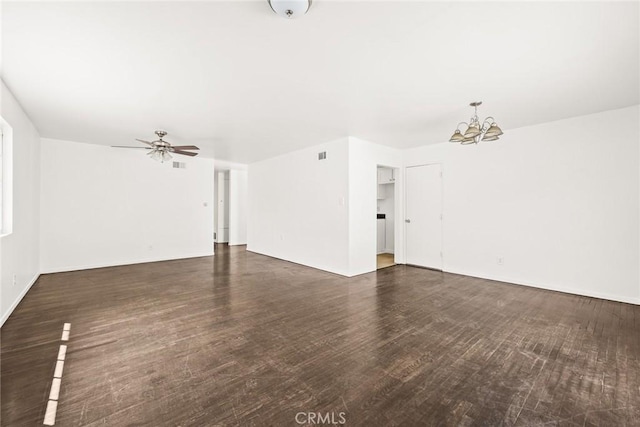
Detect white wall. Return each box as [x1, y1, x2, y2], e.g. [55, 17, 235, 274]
[229, 169, 248, 246]
[248, 138, 351, 275]
[247, 136, 403, 277]
[40, 138, 215, 272]
[404, 105, 640, 304]
[347, 137, 403, 276]
[0, 81, 41, 325]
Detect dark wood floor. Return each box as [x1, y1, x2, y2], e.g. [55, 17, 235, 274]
[2, 245, 639, 426]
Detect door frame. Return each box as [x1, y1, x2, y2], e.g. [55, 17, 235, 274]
[375, 164, 401, 268]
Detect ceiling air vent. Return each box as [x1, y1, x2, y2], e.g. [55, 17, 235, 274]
[172, 161, 186, 169]
[318, 151, 327, 160]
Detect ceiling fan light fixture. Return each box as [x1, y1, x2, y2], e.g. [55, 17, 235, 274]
[149, 149, 162, 162]
[268, 0, 312, 19]
[148, 147, 173, 163]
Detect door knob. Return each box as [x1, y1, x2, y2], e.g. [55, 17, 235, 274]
[405, 219, 411, 223]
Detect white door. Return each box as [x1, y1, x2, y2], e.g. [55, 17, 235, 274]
[405, 164, 442, 269]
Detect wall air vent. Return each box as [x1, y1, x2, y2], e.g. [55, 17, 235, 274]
[318, 151, 327, 160]
[172, 162, 186, 169]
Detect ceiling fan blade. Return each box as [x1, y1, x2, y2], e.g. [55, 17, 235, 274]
[170, 145, 200, 150]
[112, 146, 152, 149]
[135, 139, 155, 146]
[172, 150, 199, 157]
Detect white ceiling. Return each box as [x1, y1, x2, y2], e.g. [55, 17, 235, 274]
[2, 1, 638, 163]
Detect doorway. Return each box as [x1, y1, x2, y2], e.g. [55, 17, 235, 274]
[376, 165, 398, 270]
[214, 171, 230, 244]
[405, 164, 443, 270]
[214, 168, 249, 248]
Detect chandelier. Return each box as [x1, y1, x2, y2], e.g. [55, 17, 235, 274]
[449, 102, 503, 145]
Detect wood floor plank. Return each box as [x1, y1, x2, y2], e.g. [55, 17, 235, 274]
[1, 244, 639, 426]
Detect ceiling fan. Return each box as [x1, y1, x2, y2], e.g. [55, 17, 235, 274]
[112, 130, 199, 162]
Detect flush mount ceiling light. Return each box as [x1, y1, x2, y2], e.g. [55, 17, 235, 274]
[268, 0, 312, 19]
[449, 102, 504, 145]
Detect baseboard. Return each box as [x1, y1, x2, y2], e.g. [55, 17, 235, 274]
[246, 248, 350, 277]
[445, 267, 640, 306]
[40, 252, 214, 274]
[1, 272, 40, 327]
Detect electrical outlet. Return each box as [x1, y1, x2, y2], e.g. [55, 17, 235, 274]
[497, 257, 504, 265]
[13, 274, 17, 287]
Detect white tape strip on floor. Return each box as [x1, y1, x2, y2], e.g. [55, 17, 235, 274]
[44, 323, 71, 425]
[43, 400, 58, 426]
[57, 345, 67, 361]
[54, 360, 64, 378]
[49, 378, 61, 401]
